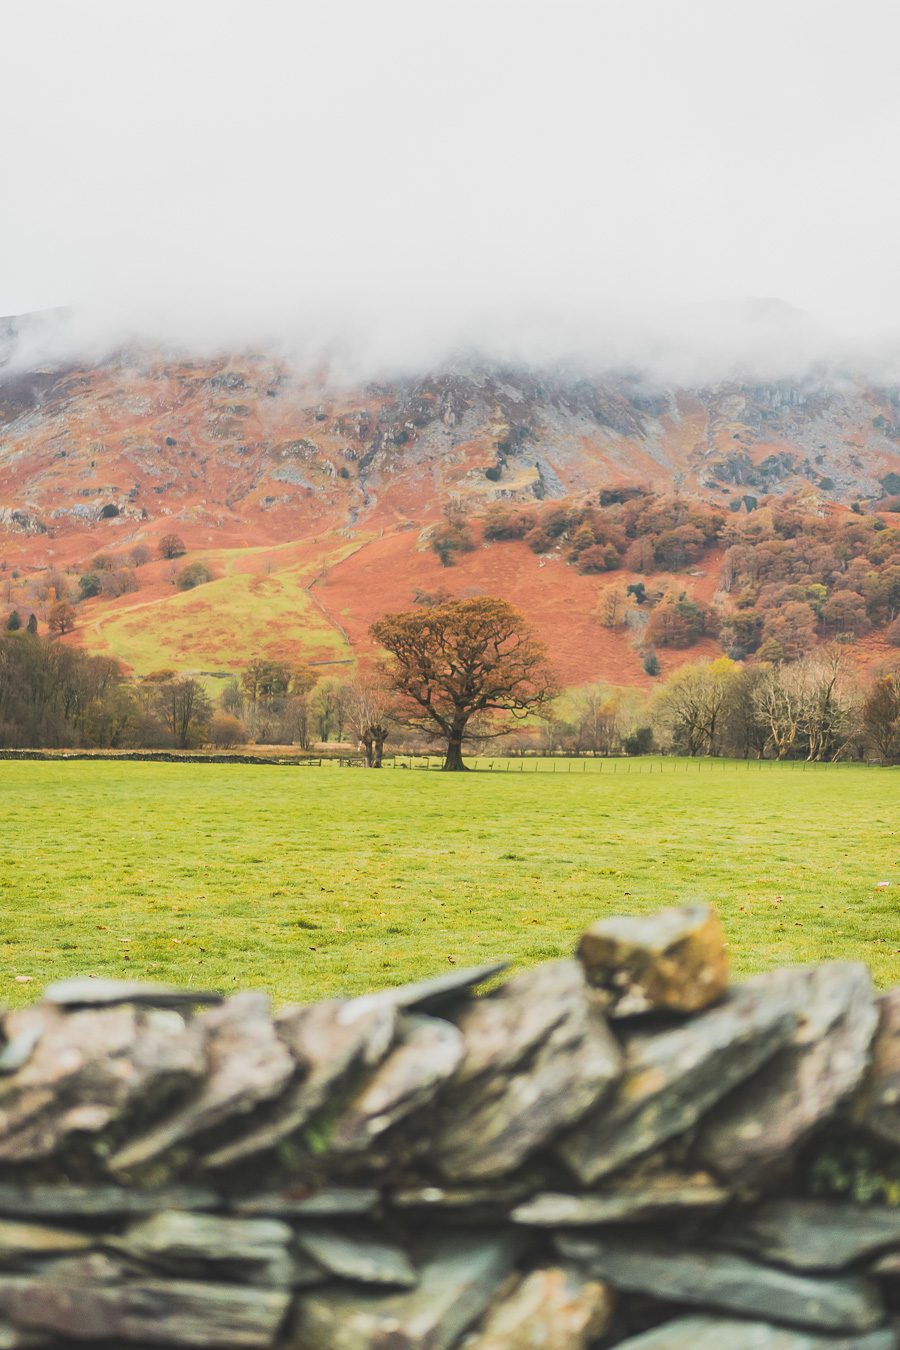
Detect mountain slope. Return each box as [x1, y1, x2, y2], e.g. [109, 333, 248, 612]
[1, 343, 898, 687]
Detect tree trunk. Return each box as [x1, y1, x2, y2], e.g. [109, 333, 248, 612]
[443, 734, 468, 771]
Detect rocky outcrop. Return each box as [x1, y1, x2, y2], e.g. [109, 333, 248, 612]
[0, 903, 893, 1348]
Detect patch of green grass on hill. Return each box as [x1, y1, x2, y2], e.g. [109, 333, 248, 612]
[1, 758, 896, 1006]
[85, 560, 352, 676]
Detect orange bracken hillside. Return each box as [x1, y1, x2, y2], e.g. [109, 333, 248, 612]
[1, 334, 898, 686]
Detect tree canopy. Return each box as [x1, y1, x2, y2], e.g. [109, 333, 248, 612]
[371, 596, 557, 770]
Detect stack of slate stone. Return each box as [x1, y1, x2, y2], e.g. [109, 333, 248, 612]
[0, 903, 894, 1348]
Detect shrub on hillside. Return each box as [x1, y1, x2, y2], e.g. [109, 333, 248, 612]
[176, 562, 213, 590]
[482, 505, 536, 541]
[646, 596, 717, 648]
[209, 712, 246, 748]
[430, 521, 475, 567]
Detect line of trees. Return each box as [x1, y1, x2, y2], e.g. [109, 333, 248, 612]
[2, 596, 897, 763]
[534, 652, 900, 763]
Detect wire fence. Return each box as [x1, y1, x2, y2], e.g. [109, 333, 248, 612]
[350, 754, 890, 773]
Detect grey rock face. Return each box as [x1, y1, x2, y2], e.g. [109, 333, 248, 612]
[0, 1004, 205, 1164]
[578, 903, 728, 1016]
[435, 961, 622, 1179]
[200, 996, 397, 1171]
[613, 1316, 898, 1349]
[558, 970, 800, 1184]
[720, 1200, 900, 1271]
[699, 963, 878, 1181]
[328, 1014, 465, 1154]
[854, 988, 900, 1148]
[109, 993, 294, 1176]
[557, 1235, 885, 1333]
[290, 1233, 521, 1349]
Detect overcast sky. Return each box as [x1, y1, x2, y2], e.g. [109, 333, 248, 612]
[2, 0, 899, 375]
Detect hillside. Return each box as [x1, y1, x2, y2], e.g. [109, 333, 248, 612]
[1, 332, 898, 689]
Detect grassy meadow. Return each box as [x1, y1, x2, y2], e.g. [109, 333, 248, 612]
[1, 757, 896, 1006]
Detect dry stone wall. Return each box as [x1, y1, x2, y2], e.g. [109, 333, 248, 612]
[0, 903, 895, 1348]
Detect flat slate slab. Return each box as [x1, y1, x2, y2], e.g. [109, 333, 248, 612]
[41, 978, 223, 1009]
[233, 1187, 380, 1217]
[513, 1173, 728, 1226]
[108, 1210, 294, 1284]
[720, 1200, 900, 1271]
[0, 1253, 290, 1348]
[290, 1233, 521, 1350]
[614, 1315, 898, 1349]
[294, 1226, 418, 1287]
[556, 1235, 885, 1333]
[0, 1185, 220, 1218]
[348, 963, 507, 1015]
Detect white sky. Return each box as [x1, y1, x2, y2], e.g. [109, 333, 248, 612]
[2, 0, 899, 374]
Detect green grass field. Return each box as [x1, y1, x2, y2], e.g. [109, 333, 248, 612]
[2, 758, 896, 1006]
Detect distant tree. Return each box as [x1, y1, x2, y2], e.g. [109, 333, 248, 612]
[79, 572, 103, 600]
[642, 648, 660, 677]
[372, 596, 557, 770]
[430, 507, 475, 567]
[624, 537, 656, 572]
[624, 726, 654, 755]
[26, 613, 38, 635]
[47, 601, 76, 636]
[209, 712, 246, 748]
[654, 658, 738, 756]
[159, 533, 187, 560]
[597, 585, 630, 629]
[176, 561, 213, 590]
[821, 589, 870, 637]
[571, 685, 622, 755]
[291, 663, 319, 697]
[128, 544, 152, 567]
[760, 601, 818, 661]
[862, 674, 900, 762]
[221, 677, 244, 717]
[577, 542, 620, 573]
[241, 659, 292, 704]
[155, 676, 212, 748]
[309, 677, 350, 742]
[5, 611, 21, 632]
[345, 677, 393, 767]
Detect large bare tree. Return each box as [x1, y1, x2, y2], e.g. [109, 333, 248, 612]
[371, 596, 557, 770]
